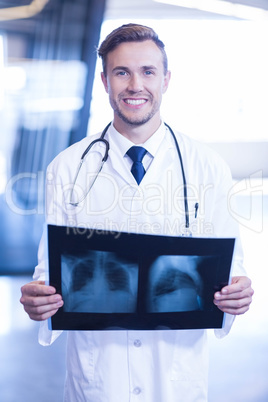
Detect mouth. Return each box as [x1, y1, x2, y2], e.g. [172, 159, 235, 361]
[123, 98, 147, 106]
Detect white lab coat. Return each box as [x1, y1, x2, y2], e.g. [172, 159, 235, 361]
[34, 123, 245, 402]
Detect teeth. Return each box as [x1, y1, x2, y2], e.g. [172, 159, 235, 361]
[125, 99, 146, 105]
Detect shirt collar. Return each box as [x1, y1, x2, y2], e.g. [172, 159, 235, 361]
[107, 121, 167, 158]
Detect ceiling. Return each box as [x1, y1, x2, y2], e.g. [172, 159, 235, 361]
[0, 0, 267, 24]
[104, 0, 268, 20]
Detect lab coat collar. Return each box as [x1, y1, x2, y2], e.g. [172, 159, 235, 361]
[105, 121, 176, 186]
[107, 121, 166, 158]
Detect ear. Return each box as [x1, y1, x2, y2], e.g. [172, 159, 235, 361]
[101, 72, 109, 93]
[162, 70, 171, 94]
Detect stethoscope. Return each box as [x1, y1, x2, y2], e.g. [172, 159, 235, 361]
[69, 122, 193, 236]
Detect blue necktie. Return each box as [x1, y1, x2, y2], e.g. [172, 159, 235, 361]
[127, 146, 147, 185]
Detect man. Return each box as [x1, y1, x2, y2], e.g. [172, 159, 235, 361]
[20, 24, 253, 401]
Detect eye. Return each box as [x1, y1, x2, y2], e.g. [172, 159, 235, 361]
[117, 71, 128, 76]
[144, 70, 154, 76]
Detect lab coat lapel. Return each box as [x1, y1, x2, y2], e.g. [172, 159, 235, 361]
[140, 135, 176, 187]
[104, 127, 176, 186]
[107, 148, 134, 184]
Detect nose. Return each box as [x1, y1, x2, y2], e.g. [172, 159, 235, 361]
[127, 73, 144, 93]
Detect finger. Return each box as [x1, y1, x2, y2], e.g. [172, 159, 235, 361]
[214, 285, 254, 302]
[28, 307, 62, 321]
[231, 276, 252, 287]
[24, 299, 64, 321]
[214, 289, 244, 301]
[20, 282, 59, 309]
[21, 292, 63, 309]
[214, 296, 252, 315]
[21, 281, 57, 297]
[221, 276, 252, 295]
[218, 284, 244, 297]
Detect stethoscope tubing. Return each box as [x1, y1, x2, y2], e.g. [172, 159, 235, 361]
[164, 123, 190, 230]
[73, 122, 190, 233]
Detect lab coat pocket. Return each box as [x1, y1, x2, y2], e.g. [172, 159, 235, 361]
[170, 329, 208, 380]
[66, 331, 95, 383]
[169, 330, 209, 400]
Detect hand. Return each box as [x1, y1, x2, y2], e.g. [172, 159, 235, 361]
[213, 276, 254, 315]
[20, 281, 64, 321]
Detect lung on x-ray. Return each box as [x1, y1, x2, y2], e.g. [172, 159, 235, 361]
[48, 224, 235, 331]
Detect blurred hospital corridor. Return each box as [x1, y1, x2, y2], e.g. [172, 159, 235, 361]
[0, 0, 268, 401]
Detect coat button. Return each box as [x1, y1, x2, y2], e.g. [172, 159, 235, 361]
[134, 339, 142, 347]
[133, 387, 141, 395]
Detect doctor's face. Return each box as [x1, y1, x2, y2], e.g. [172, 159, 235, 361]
[101, 40, 170, 132]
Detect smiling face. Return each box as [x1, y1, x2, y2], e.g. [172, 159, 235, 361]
[101, 40, 171, 140]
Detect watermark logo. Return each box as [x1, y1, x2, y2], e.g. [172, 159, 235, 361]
[228, 170, 264, 233]
[5, 171, 45, 215]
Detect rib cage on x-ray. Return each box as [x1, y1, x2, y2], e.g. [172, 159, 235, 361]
[147, 255, 204, 313]
[61, 250, 139, 313]
[153, 268, 199, 296]
[72, 255, 130, 293]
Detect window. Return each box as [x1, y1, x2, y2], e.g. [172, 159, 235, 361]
[88, 19, 268, 143]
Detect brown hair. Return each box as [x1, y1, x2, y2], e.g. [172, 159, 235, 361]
[98, 23, 168, 76]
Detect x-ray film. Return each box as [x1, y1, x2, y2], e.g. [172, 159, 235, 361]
[48, 224, 235, 331]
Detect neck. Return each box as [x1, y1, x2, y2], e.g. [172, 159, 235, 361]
[113, 115, 162, 144]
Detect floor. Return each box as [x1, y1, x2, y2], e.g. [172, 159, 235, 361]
[0, 193, 267, 401]
[0, 275, 67, 402]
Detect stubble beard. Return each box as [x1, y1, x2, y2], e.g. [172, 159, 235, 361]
[110, 94, 160, 127]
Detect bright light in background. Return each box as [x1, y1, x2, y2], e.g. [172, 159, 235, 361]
[0, 35, 4, 109]
[161, 19, 268, 142]
[0, 151, 7, 193]
[0, 35, 7, 194]
[88, 19, 268, 143]
[0, 0, 50, 21]
[154, 0, 268, 21]
[23, 96, 84, 113]
[0, 278, 12, 334]
[2, 60, 86, 112]
[5, 66, 26, 91]
[0, 277, 35, 335]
